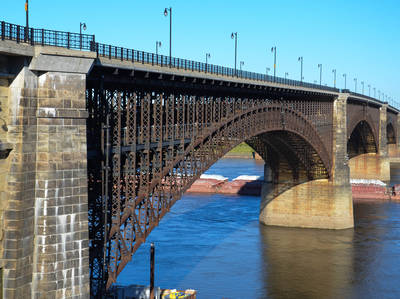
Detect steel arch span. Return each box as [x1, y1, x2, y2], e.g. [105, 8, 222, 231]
[86, 87, 332, 292]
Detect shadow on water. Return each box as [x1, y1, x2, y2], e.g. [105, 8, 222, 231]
[116, 159, 400, 299]
[259, 225, 355, 299]
[259, 201, 400, 299]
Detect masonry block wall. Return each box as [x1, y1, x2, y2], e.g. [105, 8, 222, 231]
[1, 66, 90, 298]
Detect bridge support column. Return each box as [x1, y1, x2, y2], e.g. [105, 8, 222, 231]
[1, 56, 91, 297]
[397, 114, 400, 152]
[259, 94, 354, 229]
[378, 104, 390, 181]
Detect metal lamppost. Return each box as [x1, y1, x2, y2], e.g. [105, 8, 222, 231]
[361, 81, 364, 94]
[298, 56, 303, 83]
[343, 73, 347, 89]
[285, 72, 289, 79]
[266, 67, 270, 76]
[156, 41, 162, 55]
[80, 22, 87, 50]
[378, 90, 381, 100]
[271, 46, 277, 81]
[206, 53, 211, 64]
[318, 64, 322, 86]
[373, 87, 376, 98]
[25, 0, 29, 40]
[164, 7, 172, 66]
[332, 69, 337, 88]
[240, 61, 244, 71]
[354, 78, 357, 93]
[368, 84, 371, 96]
[231, 32, 238, 75]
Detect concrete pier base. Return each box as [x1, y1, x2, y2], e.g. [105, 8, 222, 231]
[260, 180, 354, 229]
[349, 153, 390, 182]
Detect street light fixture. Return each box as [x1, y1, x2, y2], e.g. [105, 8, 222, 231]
[80, 22, 87, 50]
[368, 84, 371, 96]
[240, 61, 244, 71]
[298, 56, 303, 83]
[343, 73, 347, 89]
[271, 47, 277, 81]
[206, 53, 211, 64]
[332, 69, 337, 88]
[231, 32, 238, 75]
[266, 67, 270, 77]
[285, 72, 289, 79]
[318, 64, 322, 86]
[164, 7, 172, 66]
[156, 41, 162, 55]
[373, 87, 376, 98]
[361, 81, 364, 94]
[354, 78, 357, 93]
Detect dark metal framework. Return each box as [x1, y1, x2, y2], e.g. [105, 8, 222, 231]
[86, 67, 335, 295]
[0, 20, 342, 93]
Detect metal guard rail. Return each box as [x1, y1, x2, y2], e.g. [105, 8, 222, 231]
[1, 20, 398, 110]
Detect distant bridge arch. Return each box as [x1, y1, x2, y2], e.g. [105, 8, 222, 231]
[347, 120, 378, 159]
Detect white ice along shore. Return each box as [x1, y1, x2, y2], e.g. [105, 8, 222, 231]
[350, 179, 386, 186]
[200, 174, 264, 181]
[200, 174, 228, 181]
[233, 175, 262, 181]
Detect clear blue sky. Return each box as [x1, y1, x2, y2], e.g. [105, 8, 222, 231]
[2, 0, 399, 102]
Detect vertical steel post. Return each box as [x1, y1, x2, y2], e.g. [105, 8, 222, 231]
[169, 8, 172, 67]
[102, 113, 110, 294]
[150, 243, 155, 299]
[231, 32, 238, 76]
[25, 0, 29, 41]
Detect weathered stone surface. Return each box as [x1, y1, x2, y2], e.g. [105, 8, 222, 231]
[0, 64, 90, 298]
[260, 179, 354, 229]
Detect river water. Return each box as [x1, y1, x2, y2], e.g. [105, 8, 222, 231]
[116, 159, 400, 299]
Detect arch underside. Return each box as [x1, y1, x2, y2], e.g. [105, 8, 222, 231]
[96, 101, 331, 288]
[387, 122, 396, 144]
[246, 131, 329, 197]
[347, 120, 378, 159]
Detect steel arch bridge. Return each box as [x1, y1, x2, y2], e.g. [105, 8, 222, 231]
[85, 64, 398, 293]
[0, 20, 399, 298]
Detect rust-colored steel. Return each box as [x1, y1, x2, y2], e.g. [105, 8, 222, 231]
[86, 79, 338, 295]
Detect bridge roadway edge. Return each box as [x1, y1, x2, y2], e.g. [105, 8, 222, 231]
[0, 49, 92, 298]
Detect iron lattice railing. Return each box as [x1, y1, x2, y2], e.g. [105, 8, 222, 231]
[0, 21, 95, 50]
[0, 20, 339, 93]
[1, 20, 399, 109]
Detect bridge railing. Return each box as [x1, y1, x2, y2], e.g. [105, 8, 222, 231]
[0, 21, 95, 50]
[94, 40, 340, 93]
[349, 91, 400, 110]
[2, 19, 398, 109]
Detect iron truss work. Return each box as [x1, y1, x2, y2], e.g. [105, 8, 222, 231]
[86, 68, 335, 295]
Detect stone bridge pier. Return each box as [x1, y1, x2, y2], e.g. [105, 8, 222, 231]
[0, 48, 93, 297]
[259, 94, 354, 229]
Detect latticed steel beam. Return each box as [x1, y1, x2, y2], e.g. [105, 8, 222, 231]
[86, 80, 335, 294]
